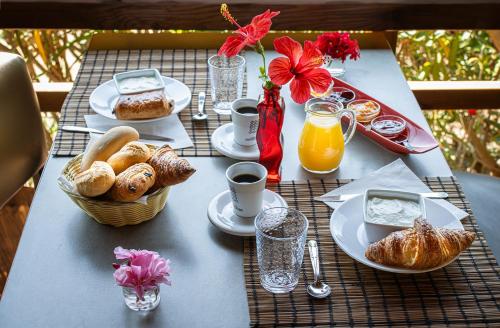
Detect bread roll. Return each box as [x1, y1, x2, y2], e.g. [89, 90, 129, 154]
[109, 163, 156, 202]
[113, 90, 174, 120]
[74, 161, 115, 197]
[107, 141, 151, 174]
[148, 145, 196, 189]
[81, 126, 139, 171]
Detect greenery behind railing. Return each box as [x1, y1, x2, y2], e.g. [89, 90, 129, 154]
[0, 29, 498, 176]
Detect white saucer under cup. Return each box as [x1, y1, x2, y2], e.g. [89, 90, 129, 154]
[211, 123, 259, 160]
[207, 189, 288, 236]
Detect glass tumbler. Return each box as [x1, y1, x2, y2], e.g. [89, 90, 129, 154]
[208, 55, 245, 115]
[255, 207, 309, 293]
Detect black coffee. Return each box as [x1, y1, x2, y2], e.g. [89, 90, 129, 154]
[233, 174, 260, 183]
[236, 106, 258, 115]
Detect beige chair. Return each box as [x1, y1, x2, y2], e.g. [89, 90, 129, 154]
[0, 52, 47, 208]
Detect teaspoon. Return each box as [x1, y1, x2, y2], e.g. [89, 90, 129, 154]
[307, 240, 331, 298]
[192, 91, 208, 121]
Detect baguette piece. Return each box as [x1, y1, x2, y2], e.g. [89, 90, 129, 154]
[80, 126, 139, 171]
[74, 161, 115, 197]
[109, 163, 156, 202]
[107, 141, 151, 174]
[148, 145, 196, 189]
[113, 90, 174, 120]
[365, 218, 475, 269]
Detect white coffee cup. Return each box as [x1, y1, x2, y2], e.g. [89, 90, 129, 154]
[231, 98, 259, 146]
[226, 162, 267, 218]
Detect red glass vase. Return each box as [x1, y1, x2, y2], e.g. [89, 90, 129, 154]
[256, 85, 285, 183]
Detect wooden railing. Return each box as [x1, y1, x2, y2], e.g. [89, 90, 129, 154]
[2, 1, 500, 30]
[34, 81, 500, 112]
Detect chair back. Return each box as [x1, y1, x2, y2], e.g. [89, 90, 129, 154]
[0, 52, 47, 208]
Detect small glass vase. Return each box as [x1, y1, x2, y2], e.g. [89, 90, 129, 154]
[256, 85, 285, 183]
[324, 56, 346, 77]
[122, 286, 160, 311]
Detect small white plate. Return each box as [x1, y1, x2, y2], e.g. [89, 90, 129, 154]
[211, 123, 259, 160]
[207, 189, 287, 236]
[89, 76, 192, 123]
[330, 195, 464, 274]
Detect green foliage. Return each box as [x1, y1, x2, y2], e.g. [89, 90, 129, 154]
[397, 30, 499, 176]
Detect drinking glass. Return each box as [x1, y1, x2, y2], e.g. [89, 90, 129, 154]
[208, 55, 245, 115]
[255, 207, 308, 293]
[298, 98, 356, 174]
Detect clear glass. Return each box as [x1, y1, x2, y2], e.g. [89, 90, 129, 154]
[324, 56, 346, 77]
[208, 55, 245, 115]
[298, 98, 356, 174]
[122, 286, 160, 311]
[255, 207, 308, 294]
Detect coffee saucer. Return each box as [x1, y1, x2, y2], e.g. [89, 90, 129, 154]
[207, 189, 288, 236]
[211, 123, 259, 160]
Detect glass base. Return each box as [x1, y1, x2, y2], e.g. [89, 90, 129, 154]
[123, 287, 160, 312]
[212, 102, 233, 115]
[326, 67, 345, 77]
[260, 272, 299, 294]
[301, 165, 339, 174]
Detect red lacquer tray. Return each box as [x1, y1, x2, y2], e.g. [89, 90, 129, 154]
[333, 78, 439, 154]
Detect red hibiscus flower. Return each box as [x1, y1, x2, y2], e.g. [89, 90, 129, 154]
[218, 5, 279, 57]
[268, 36, 332, 104]
[314, 32, 360, 63]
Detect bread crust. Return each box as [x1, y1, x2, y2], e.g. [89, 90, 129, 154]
[365, 218, 475, 269]
[75, 161, 116, 197]
[148, 145, 196, 189]
[107, 141, 151, 174]
[109, 163, 156, 202]
[114, 90, 174, 120]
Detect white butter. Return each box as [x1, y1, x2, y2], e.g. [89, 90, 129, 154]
[118, 76, 162, 93]
[366, 196, 422, 227]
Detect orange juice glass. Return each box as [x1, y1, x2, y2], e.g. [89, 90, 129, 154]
[298, 98, 356, 173]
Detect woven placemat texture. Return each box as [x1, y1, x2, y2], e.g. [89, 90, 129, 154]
[53, 49, 244, 157]
[244, 177, 500, 327]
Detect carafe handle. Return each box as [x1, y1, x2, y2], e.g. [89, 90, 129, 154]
[339, 109, 357, 145]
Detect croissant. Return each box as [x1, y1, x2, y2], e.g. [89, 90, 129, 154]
[365, 218, 475, 269]
[148, 145, 196, 189]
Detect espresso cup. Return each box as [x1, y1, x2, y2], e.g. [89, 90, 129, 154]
[231, 98, 259, 146]
[226, 162, 267, 217]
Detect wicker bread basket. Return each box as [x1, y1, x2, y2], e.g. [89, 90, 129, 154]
[58, 145, 170, 227]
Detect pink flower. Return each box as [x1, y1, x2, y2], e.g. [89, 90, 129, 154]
[269, 36, 332, 104]
[113, 247, 171, 299]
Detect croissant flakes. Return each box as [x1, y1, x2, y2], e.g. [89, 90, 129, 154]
[365, 218, 475, 269]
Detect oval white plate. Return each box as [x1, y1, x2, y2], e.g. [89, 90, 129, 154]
[89, 76, 192, 123]
[330, 195, 464, 274]
[207, 189, 287, 236]
[211, 123, 260, 160]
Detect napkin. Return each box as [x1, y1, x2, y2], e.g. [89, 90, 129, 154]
[84, 114, 194, 149]
[320, 159, 469, 221]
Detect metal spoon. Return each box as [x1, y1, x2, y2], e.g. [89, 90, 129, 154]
[192, 91, 208, 121]
[307, 240, 331, 298]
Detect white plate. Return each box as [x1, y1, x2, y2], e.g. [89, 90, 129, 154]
[207, 189, 287, 236]
[330, 195, 464, 274]
[211, 123, 259, 160]
[89, 76, 192, 123]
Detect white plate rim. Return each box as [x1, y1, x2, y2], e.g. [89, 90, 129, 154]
[89, 76, 192, 123]
[211, 123, 260, 161]
[207, 189, 287, 236]
[329, 195, 464, 274]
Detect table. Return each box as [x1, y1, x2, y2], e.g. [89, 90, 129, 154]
[1, 48, 493, 328]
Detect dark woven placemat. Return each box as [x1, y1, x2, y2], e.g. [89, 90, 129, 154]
[244, 177, 500, 327]
[53, 49, 244, 157]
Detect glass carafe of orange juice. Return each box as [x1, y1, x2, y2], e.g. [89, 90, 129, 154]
[298, 98, 356, 173]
